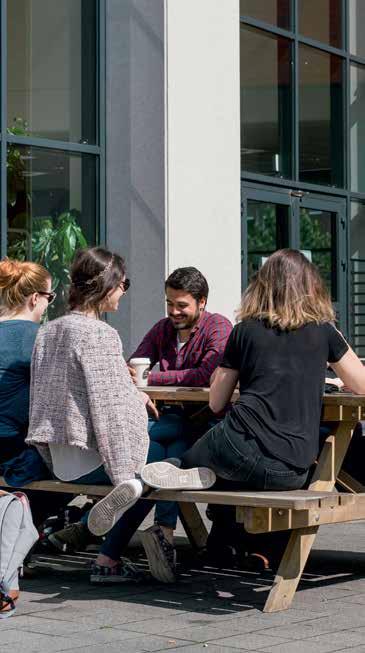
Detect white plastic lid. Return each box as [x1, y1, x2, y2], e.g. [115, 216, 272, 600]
[129, 358, 151, 365]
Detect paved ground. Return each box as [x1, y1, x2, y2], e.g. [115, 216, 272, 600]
[4, 515, 365, 653]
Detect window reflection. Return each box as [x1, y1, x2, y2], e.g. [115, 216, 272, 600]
[298, 0, 342, 48]
[299, 45, 343, 187]
[350, 202, 365, 356]
[7, 0, 97, 143]
[246, 200, 289, 278]
[349, 0, 365, 59]
[7, 146, 97, 317]
[241, 26, 292, 178]
[299, 208, 336, 299]
[239, 0, 290, 30]
[350, 64, 365, 193]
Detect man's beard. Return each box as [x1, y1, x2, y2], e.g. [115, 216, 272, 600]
[171, 308, 201, 331]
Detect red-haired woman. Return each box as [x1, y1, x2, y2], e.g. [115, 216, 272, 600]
[0, 258, 52, 615]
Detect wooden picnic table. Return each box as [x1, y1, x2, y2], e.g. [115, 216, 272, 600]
[2, 388, 365, 612]
[140, 386, 365, 611]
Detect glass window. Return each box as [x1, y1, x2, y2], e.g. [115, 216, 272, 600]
[240, 26, 292, 178]
[300, 208, 336, 299]
[7, 145, 98, 316]
[350, 202, 365, 356]
[299, 45, 343, 187]
[298, 0, 342, 49]
[246, 200, 289, 279]
[7, 0, 97, 144]
[350, 64, 365, 193]
[239, 0, 291, 30]
[349, 0, 365, 59]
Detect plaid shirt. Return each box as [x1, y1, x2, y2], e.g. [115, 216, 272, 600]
[130, 311, 232, 386]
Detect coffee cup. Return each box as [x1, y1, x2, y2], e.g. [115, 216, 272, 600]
[129, 357, 151, 387]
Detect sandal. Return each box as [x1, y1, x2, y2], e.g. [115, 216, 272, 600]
[0, 590, 17, 619]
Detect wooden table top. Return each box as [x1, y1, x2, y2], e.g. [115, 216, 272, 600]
[139, 385, 365, 407]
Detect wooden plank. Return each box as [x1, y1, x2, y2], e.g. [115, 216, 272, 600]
[0, 478, 112, 496]
[141, 489, 345, 510]
[178, 502, 208, 550]
[337, 470, 365, 493]
[137, 386, 212, 403]
[264, 527, 318, 613]
[322, 393, 365, 407]
[311, 436, 335, 488]
[141, 387, 365, 410]
[240, 495, 360, 534]
[264, 419, 357, 612]
[322, 405, 365, 421]
[0, 477, 347, 510]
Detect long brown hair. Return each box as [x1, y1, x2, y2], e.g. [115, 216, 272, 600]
[237, 249, 335, 329]
[0, 258, 51, 316]
[68, 247, 126, 314]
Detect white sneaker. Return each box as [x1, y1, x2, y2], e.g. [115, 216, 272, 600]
[141, 461, 216, 491]
[87, 479, 142, 536]
[141, 524, 177, 583]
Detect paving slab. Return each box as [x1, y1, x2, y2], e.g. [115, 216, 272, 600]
[4, 519, 365, 653]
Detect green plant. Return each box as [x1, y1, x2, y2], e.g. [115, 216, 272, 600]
[8, 211, 87, 318]
[6, 117, 89, 318]
[7, 118, 29, 208]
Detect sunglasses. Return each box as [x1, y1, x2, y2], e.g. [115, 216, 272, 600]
[38, 291, 57, 305]
[119, 278, 130, 293]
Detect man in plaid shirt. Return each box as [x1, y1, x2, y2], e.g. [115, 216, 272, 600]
[129, 266, 232, 387]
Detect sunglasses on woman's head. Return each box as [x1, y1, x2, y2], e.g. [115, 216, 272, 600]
[119, 278, 130, 292]
[38, 291, 57, 305]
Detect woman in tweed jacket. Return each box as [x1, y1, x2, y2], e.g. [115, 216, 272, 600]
[27, 247, 152, 536]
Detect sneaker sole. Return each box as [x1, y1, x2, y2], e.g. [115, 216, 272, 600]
[87, 482, 141, 536]
[140, 529, 176, 583]
[141, 462, 216, 491]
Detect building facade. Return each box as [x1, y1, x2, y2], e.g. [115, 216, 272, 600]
[2, 1, 365, 356]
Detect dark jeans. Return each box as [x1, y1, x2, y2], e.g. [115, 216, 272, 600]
[99, 411, 194, 561]
[0, 438, 72, 528]
[181, 421, 309, 562]
[181, 420, 309, 491]
[0, 437, 26, 464]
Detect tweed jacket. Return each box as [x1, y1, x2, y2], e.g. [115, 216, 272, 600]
[26, 313, 149, 486]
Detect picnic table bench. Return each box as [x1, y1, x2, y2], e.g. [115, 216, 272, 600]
[1, 388, 365, 613]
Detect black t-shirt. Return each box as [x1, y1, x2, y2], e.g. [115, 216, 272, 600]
[221, 319, 348, 469]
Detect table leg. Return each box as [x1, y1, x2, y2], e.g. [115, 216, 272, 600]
[178, 502, 208, 550]
[337, 469, 365, 493]
[264, 526, 318, 613]
[263, 420, 356, 612]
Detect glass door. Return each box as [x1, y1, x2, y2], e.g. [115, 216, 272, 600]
[241, 185, 293, 288]
[298, 194, 347, 327]
[241, 184, 347, 329]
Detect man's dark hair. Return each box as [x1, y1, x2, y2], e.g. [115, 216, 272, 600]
[165, 267, 209, 302]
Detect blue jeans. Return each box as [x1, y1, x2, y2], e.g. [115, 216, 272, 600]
[98, 412, 193, 561]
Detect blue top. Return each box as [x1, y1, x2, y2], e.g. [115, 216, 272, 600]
[0, 320, 39, 439]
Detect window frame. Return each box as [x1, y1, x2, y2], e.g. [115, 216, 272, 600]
[240, 0, 365, 199]
[0, 0, 106, 258]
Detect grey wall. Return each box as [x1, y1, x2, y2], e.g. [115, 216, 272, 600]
[105, 0, 165, 357]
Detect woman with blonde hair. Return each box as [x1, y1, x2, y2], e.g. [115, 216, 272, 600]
[141, 249, 365, 541]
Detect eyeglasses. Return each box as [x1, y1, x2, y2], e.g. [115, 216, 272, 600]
[119, 278, 130, 293]
[38, 291, 57, 305]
